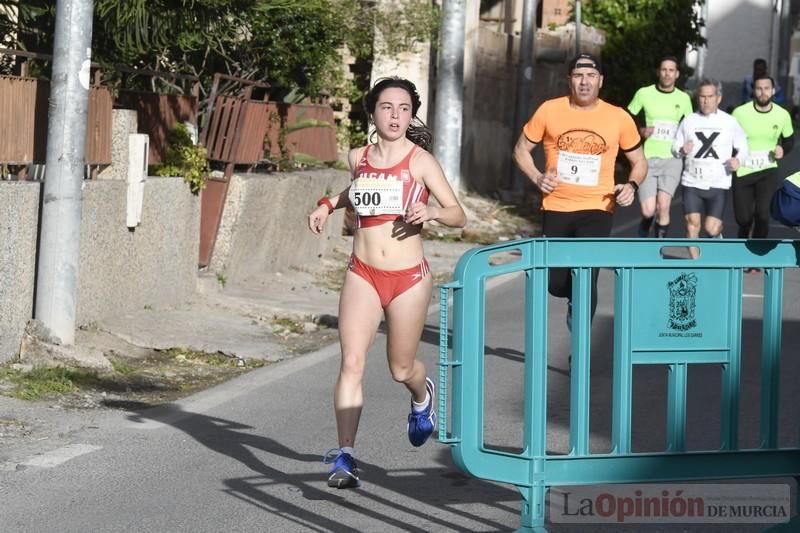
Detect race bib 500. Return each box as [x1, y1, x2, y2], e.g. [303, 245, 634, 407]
[349, 178, 404, 216]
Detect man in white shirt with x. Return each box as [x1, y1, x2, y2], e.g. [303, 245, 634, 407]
[673, 78, 748, 257]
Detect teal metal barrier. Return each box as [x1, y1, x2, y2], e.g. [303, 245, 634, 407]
[438, 238, 800, 532]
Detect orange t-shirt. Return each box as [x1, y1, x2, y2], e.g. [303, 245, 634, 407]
[523, 96, 641, 213]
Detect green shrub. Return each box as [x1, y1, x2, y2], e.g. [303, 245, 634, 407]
[155, 123, 210, 195]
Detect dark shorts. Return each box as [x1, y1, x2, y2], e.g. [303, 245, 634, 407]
[541, 209, 613, 238]
[541, 209, 612, 319]
[682, 186, 727, 220]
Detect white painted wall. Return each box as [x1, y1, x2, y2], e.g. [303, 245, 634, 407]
[692, 0, 784, 109]
[370, 0, 433, 124]
[704, 0, 774, 79]
[370, 49, 433, 124]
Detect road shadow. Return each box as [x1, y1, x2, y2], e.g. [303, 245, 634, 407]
[111, 402, 519, 532]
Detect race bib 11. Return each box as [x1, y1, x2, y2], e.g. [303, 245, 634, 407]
[688, 158, 723, 181]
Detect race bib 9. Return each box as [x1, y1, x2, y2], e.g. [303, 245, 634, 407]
[349, 178, 404, 216]
[556, 151, 601, 186]
[651, 120, 678, 142]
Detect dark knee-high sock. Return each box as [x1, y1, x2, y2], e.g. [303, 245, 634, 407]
[737, 224, 751, 239]
[638, 216, 654, 237]
[654, 223, 669, 238]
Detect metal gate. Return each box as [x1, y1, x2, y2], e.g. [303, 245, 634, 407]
[438, 238, 800, 532]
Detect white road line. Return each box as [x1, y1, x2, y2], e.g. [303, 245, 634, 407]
[18, 443, 102, 468]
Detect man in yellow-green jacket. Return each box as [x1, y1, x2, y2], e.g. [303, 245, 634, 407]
[732, 75, 794, 240]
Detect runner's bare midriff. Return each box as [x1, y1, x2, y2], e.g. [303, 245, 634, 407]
[352, 220, 424, 270]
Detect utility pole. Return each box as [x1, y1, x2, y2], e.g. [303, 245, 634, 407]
[512, 0, 537, 193]
[574, 0, 582, 54]
[35, 0, 94, 345]
[778, 0, 791, 97]
[433, 0, 466, 192]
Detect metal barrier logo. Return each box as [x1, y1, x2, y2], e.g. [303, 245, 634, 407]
[668, 272, 697, 331]
[550, 484, 790, 524]
[658, 272, 701, 337]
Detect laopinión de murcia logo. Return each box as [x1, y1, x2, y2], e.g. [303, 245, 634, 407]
[667, 272, 697, 331]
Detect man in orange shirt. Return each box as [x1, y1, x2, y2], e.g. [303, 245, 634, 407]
[513, 52, 647, 328]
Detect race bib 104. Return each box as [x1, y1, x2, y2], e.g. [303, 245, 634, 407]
[349, 178, 404, 216]
[651, 120, 678, 142]
[557, 151, 601, 186]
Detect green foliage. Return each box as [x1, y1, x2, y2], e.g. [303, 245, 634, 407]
[266, 109, 333, 170]
[285, 118, 332, 134]
[89, 0, 436, 102]
[0, 1, 55, 76]
[155, 123, 209, 195]
[371, 0, 441, 58]
[272, 316, 306, 336]
[3, 0, 440, 151]
[249, 0, 352, 99]
[292, 152, 323, 166]
[345, 120, 368, 149]
[111, 360, 134, 375]
[282, 88, 306, 105]
[92, 0, 317, 61]
[580, 0, 706, 105]
[163, 346, 255, 368]
[0, 366, 95, 401]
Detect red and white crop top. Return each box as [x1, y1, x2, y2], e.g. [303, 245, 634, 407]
[349, 144, 429, 229]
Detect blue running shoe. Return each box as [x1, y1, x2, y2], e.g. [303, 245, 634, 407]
[323, 448, 360, 489]
[407, 377, 437, 447]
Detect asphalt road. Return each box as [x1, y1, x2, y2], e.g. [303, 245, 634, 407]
[3, 155, 800, 532]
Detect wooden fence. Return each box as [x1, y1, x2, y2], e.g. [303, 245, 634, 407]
[197, 79, 338, 267]
[116, 90, 198, 165]
[0, 71, 339, 267]
[0, 74, 338, 171]
[0, 76, 112, 166]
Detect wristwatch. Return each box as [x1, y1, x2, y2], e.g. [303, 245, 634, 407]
[627, 180, 639, 192]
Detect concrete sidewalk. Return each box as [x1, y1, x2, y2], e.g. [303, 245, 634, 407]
[1, 234, 480, 470]
[94, 234, 477, 362]
[2, 191, 536, 471]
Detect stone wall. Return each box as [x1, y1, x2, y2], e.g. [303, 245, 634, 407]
[0, 182, 40, 361]
[209, 169, 352, 287]
[0, 178, 200, 362]
[76, 178, 200, 323]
